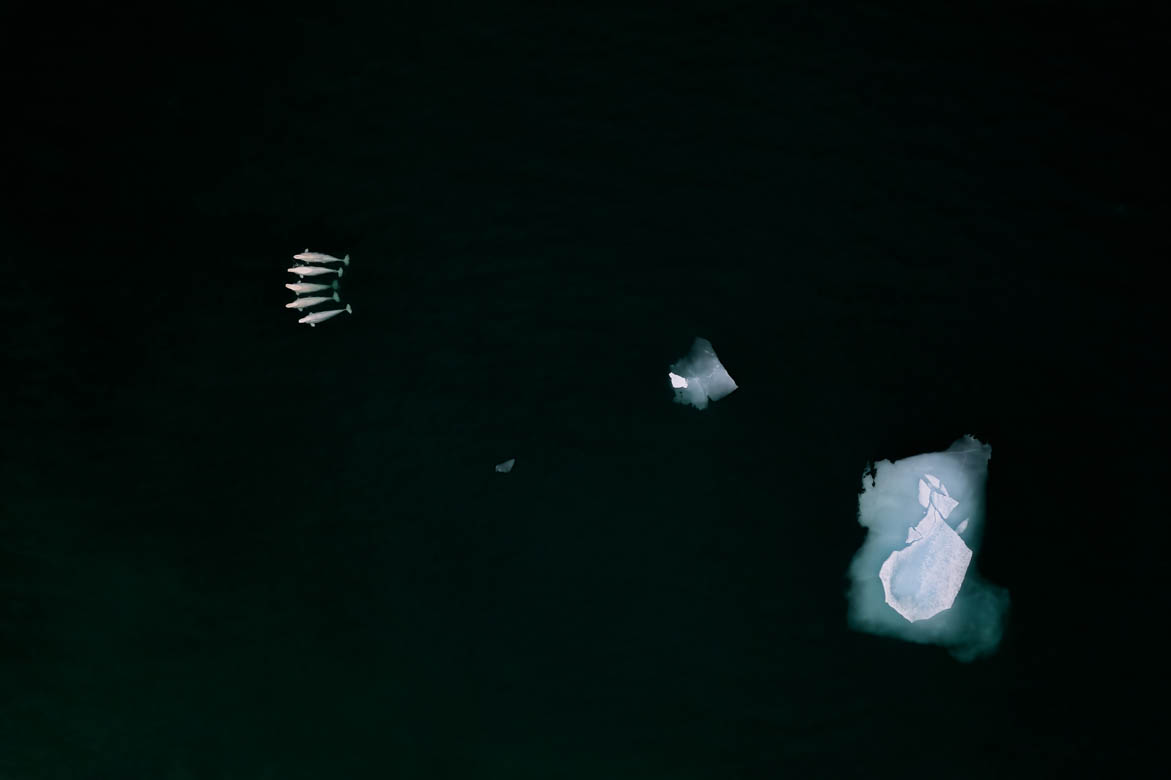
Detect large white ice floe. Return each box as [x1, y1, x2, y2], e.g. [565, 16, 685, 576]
[846, 435, 1009, 661]
[879, 473, 972, 622]
[668, 337, 737, 410]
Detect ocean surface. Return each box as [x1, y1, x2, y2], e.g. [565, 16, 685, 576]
[3, 1, 1165, 777]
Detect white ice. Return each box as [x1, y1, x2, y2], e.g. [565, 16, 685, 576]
[495, 458, 516, 473]
[668, 337, 738, 410]
[879, 490, 972, 623]
[846, 435, 1009, 661]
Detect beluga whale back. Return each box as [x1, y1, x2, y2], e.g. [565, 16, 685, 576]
[298, 304, 352, 327]
[286, 249, 353, 326]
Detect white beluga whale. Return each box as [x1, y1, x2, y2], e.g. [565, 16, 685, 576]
[285, 280, 339, 294]
[285, 293, 340, 310]
[287, 265, 343, 278]
[495, 458, 516, 473]
[298, 304, 352, 327]
[293, 249, 350, 265]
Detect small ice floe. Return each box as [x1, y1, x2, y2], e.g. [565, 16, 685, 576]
[298, 304, 352, 327]
[285, 293, 340, 310]
[668, 337, 738, 410]
[294, 249, 351, 265]
[285, 280, 339, 294]
[288, 265, 343, 278]
[495, 458, 516, 473]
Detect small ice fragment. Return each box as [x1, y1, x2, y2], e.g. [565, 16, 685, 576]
[925, 474, 941, 489]
[918, 479, 931, 508]
[495, 458, 516, 473]
[668, 337, 738, 410]
[931, 490, 960, 519]
[909, 503, 942, 539]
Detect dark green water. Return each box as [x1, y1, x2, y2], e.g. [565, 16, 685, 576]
[3, 1, 1164, 777]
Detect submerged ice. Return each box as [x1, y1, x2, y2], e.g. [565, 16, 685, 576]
[668, 337, 738, 410]
[846, 435, 1009, 661]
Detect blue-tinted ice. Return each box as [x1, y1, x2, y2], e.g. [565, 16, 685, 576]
[846, 436, 1009, 661]
[668, 337, 738, 410]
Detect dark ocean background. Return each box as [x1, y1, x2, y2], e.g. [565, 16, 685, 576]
[2, 1, 1165, 777]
